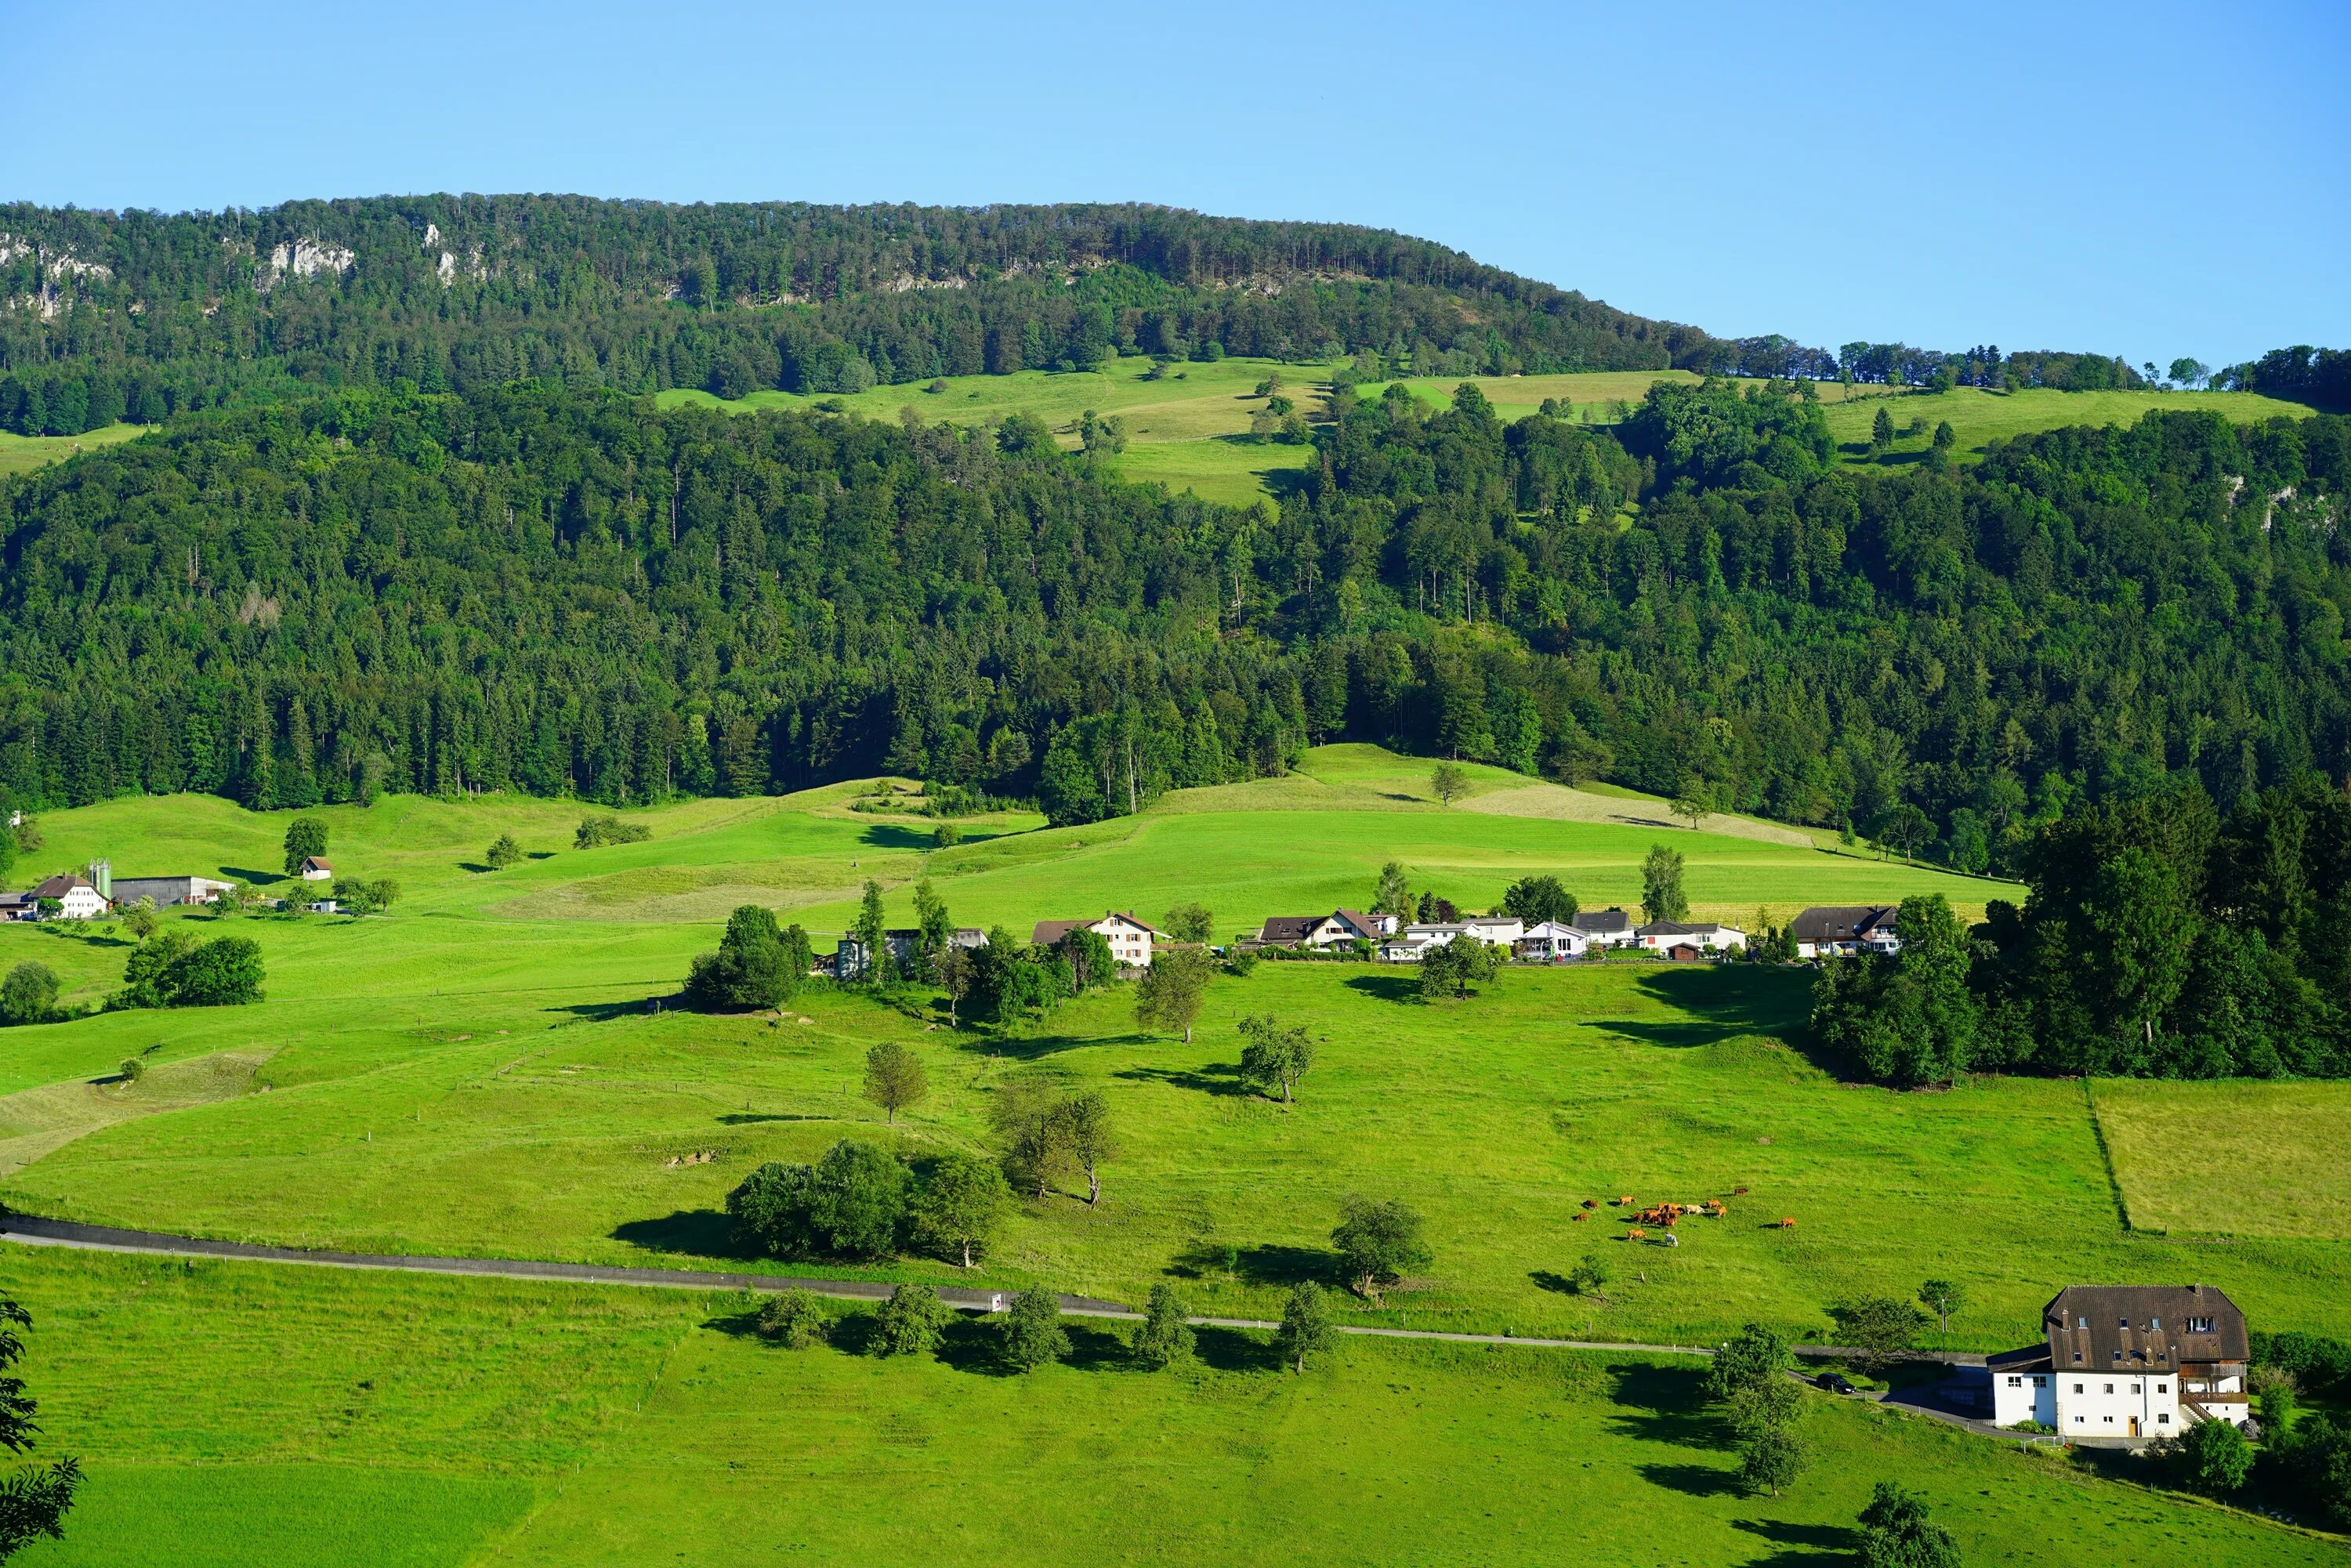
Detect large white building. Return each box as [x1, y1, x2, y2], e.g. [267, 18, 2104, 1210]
[1988, 1284, 2251, 1442]
[1031, 911, 1159, 969]
[1633, 920, 1746, 956]
[1789, 904, 1900, 959]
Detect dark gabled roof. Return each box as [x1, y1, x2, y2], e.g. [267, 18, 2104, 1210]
[1986, 1344, 2053, 1372]
[30, 874, 93, 898]
[1032, 912, 1158, 947]
[1637, 921, 1725, 936]
[1259, 915, 1325, 943]
[1570, 908, 1630, 935]
[1331, 909, 1382, 935]
[1790, 905, 1898, 943]
[2042, 1284, 2248, 1370]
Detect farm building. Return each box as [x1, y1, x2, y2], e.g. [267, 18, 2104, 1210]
[1031, 912, 1158, 969]
[836, 926, 987, 981]
[1256, 909, 1393, 950]
[1633, 921, 1745, 955]
[1988, 1284, 2251, 1442]
[111, 875, 237, 908]
[0, 892, 34, 922]
[1789, 905, 1900, 958]
[1570, 908, 1638, 949]
[298, 856, 334, 882]
[26, 874, 108, 921]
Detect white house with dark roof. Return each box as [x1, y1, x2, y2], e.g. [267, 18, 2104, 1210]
[1032, 911, 1157, 969]
[1634, 920, 1745, 956]
[1789, 905, 1900, 959]
[1515, 922, 1588, 961]
[1256, 909, 1393, 951]
[1989, 1284, 2251, 1441]
[27, 874, 108, 920]
[1570, 908, 1637, 949]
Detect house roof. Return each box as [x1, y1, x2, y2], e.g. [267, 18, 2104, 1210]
[1570, 908, 1630, 935]
[30, 875, 94, 898]
[1519, 922, 1585, 940]
[1332, 909, 1382, 934]
[1986, 1344, 2053, 1372]
[302, 856, 332, 871]
[1259, 915, 1327, 943]
[1636, 920, 1719, 936]
[1032, 912, 1158, 947]
[2041, 1284, 2248, 1370]
[1790, 905, 1899, 943]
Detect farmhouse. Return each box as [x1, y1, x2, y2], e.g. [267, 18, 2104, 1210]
[1256, 909, 1393, 950]
[1988, 1284, 2251, 1441]
[1570, 908, 1638, 949]
[1380, 922, 1468, 961]
[836, 926, 987, 981]
[111, 875, 236, 908]
[297, 856, 334, 882]
[1462, 914, 1523, 946]
[1789, 904, 1900, 958]
[1634, 921, 1746, 955]
[1032, 911, 1157, 969]
[0, 892, 34, 922]
[1514, 922, 1588, 961]
[27, 874, 109, 920]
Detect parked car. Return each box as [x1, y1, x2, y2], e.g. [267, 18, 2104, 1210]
[1817, 1372, 1858, 1395]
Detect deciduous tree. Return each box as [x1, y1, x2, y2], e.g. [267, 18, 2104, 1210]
[1275, 1280, 1336, 1372]
[1640, 844, 1688, 924]
[1133, 1284, 1196, 1368]
[1002, 1288, 1069, 1371]
[861, 1041, 928, 1124]
[1134, 943, 1214, 1043]
[1237, 1013, 1316, 1103]
[1331, 1196, 1432, 1304]
[911, 1153, 1009, 1269]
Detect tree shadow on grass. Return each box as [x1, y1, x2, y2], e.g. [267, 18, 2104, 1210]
[457, 861, 493, 875]
[1166, 1237, 1334, 1289]
[715, 1111, 830, 1125]
[1342, 973, 1422, 1005]
[552, 998, 670, 1022]
[220, 866, 285, 886]
[933, 1313, 1020, 1378]
[858, 824, 937, 851]
[1528, 1269, 1590, 1298]
[1605, 1361, 1721, 1447]
[1731, 1519, 1857, 1563]
[974, 1030, 1151, 1063]
[1635, 1462, 1741, 1498]
[1194, 1324, 1283, 1374]
[610, 1208, 741, 1260]
[1598, 965, 1811, 1049]
[1114, 1063, 1255, 1098]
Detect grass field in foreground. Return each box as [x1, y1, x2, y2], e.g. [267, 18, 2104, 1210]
[10, 1248, 2336, 1567]
[0, 422, 152, 477]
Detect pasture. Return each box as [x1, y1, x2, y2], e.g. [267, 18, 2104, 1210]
[1818, 385, 2319, 465]
[8, 1248, 2338, 1567]
[0, 422, 150, 477]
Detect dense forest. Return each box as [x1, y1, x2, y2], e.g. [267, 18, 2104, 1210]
[3, 373, 2347, 889]
[0, 196, 2163, 437]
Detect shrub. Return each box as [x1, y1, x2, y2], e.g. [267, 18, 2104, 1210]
[484, 833, 523, 870]
[756, 1289, 828, 1349]
[2175, 1416, 2251, 1495]
[117, 1057, 144, 1083]
[0, 961, 60, 1026]
[726, 1161, 818, 1258]
[574, 814, 651, 849]
[873, 1284, 951, 1357]
[1002, 1289, 1069, 1371]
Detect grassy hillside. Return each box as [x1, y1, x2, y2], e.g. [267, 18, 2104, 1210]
[9, 1248, 2338, 1568]
[0, 422, 150, 477]
[1820, 384, 2319, 466]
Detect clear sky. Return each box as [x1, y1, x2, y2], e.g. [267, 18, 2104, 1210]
[8, 1, 2344, 368]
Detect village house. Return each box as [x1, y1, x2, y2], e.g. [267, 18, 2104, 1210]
[1380, 923, 1468, 962]
[1570, 908, 1638, 949]
[27, 874, 109, 921]
[1255, 909, 1394, 951]
[1462, 914, 1523, 947]
[297, 856, 335, 883]
[1514, 922, 1588, 961]
[1634, 920, 1746, 958]
[835, 926, 987, 982]
[110, 875, 237, 908]
[1789, 904, 1900, 959]
[0, 892, 34, 922]
[1031, 912, 1157, 969]
[1988, 1284, 2251, 1442]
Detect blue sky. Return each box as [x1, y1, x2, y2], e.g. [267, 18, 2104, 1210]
[7, 1, 2344, 367]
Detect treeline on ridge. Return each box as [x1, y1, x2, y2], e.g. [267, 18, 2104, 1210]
[5, 375, 2349, 889]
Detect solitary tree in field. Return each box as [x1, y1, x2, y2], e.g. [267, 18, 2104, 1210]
[121, 900, 158, 943]
[937, 944, 974, 1028]
[1871, 405, 1895, 451]
[1918, 1279, 1967, 1346]
[1275, 1280, 1336, 1372]
[1857, 1483, 1959, 1568]
[1237, 1013, 1317, 1104]
[1331, 1195, 1432, 1305]
[1134, 943, 1214, 1044]
[861, 1041, 928, 1124]
[1670, 787, 1709, 833]
[873, 1284, 951, 1357]
[1132, 1284, 1196, 1369]
[1429, 762, 1469, 806]
[1419, 932, 1495, 1001]
[1002, 1288, 1070, 1371]
[281, 815, 328, 877]
[1053, 1090, 1118, 1207]
[1640, 844, 1689, 925]
[1832, 1296, 1925, 1376]
[485, 833, 523, 870]
[0, 962, 60, 1027]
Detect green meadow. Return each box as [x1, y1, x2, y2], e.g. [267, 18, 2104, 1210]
[8, 1248, 2338, 1568]
[0, 422, 151, 477]
[1818, 384, 2320, 466]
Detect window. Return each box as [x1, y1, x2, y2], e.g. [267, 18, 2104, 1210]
[2157, 1384, 2168, 1393]
[2150, 1317, 2161, 1330]
[2104, 1384, 2115, 1395]
[2078, 1316, 2088, 1329]
[2073, 1352, 2083, 1363]
[2119, 1316, 2130, 1328]
[2131, 1385, 2142, 1395]
[2033, 1377, 2046, 1388]
[2188, 1316, 2215, 1333]
[2113, 1351, 2123, 1362]
[2103, 1416, 2114, 1424]
[2007, 1376, 2022, 1387]
[2073, 1384, 2084, 1394]
[2157, 1414, 2170, 1425]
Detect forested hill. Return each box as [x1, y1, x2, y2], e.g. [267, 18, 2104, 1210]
[0, 197, 1713, 433]
[0, 195, 2157, 439]
[3, 376, 2346, 881]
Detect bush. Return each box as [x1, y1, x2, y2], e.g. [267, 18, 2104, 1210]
[2175, 1416, 2252, 1495]
[756, 1289, 827, 1349]
[873, 1284, 951, 1357]
[484, 833, 523, 870]
[1225, 950, 1259, 977]
[686, 905, 810, 1012]
[0, 961, 60, 1026]
[574, 814, 651, 849]
[1002, 1289, 1069, 1371]
[726, 1161, 818, 1257]
[117, 1057, 144, 1083]
[2255, 1330, 2351, 1397]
